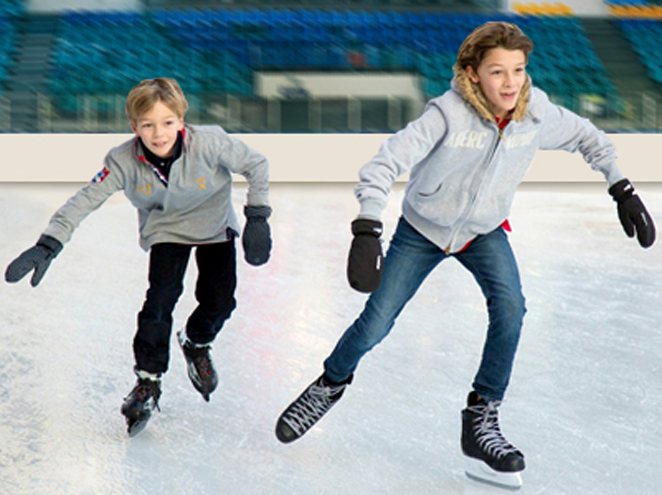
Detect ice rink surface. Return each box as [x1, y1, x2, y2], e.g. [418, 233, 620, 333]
[0, 181, 660, 495]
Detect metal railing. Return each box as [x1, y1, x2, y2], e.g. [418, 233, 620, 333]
[0, 91, 661, 133]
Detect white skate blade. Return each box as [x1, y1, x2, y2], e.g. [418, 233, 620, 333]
[464, 456, 523, 490]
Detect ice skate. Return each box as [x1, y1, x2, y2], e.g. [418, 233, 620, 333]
[121, 371, 161, 437]
[275, 373, 352, 443]
[177, 329, 218, 402]
[461, 391, 525, 490]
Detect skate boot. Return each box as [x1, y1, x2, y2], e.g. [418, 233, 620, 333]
[461, 391, 525, 490]
[177, 330, 218, 402]
[275, 373, 352, 443]
[121, 370, 162, 437]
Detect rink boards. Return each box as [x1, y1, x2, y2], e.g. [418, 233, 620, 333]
[1, 133, 661, 183]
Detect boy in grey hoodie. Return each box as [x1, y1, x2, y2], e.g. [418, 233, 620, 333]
[275, 22, 655, 488]
[5, 78, 272, 436]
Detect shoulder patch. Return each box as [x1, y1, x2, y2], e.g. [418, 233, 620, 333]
[91, 167, 110, 183]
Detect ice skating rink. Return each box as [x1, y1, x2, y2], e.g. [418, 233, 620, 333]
[0, 182, 660, 495]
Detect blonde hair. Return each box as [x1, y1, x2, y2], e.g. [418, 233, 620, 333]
[125, 77, 188, 123]
[455, 21, 534, 73]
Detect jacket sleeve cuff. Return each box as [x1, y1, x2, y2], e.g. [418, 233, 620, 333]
[37, 234, 64, 255]
[358, 199, 385, 221]
[41, 227, 70, 247]
[604, 164, 625, 187]
[246, 192, 270, 207]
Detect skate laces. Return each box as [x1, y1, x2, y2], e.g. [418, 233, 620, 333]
[130, 379, 161, 411]
[282, 378, 347, 434]
[468, 401, 519, 460]
[185, 344, 214, 379]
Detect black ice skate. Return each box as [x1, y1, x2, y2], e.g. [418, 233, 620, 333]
[121, 373, 162, 437]
[461, 391, 525, 490]
[275, 373, 352, 443]
[177, 330, 218, 402]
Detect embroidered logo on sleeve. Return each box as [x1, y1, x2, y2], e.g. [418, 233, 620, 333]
[91, 167, 110, 183]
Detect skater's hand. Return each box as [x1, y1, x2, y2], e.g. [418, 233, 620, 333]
[5, 235, 63, 287]
[242, 205, 272, 266]
[608, 178, 655, 248]
[347, 218, 383, 293]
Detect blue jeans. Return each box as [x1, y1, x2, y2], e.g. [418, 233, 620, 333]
[324, 217, 526, 401]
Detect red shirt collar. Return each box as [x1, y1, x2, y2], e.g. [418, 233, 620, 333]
[495, 115, 511, 130]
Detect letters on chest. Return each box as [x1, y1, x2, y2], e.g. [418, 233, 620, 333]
[502, 131, 536, 150]
[443, 129, 537, 150]
[444, 130, 488, 149]
[136, 176, 208, 196]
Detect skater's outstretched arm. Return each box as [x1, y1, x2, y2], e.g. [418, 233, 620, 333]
[5, 154, 124, 286]
[536, 91, 655, 248]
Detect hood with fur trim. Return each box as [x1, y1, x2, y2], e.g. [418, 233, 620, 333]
[452, 64, 531, 123]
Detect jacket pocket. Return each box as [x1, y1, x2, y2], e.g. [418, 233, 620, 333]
[417, 182, 444, 198]
[407, 182, 466, 226]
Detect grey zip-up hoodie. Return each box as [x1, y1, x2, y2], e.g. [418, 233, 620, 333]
[356, 72, 623, 253]
[43, 124, 269, 251]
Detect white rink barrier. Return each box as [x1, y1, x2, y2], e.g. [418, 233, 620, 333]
[1, 133, 660, 182]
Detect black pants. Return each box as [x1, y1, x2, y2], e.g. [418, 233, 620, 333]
[134, 241, 237, 374]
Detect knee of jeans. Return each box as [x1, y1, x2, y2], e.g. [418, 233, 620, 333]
[353, 314, 394, 348]
[491, 291, 526, 319]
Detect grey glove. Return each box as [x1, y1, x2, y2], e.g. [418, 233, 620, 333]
[5, 235, 63, 287]
[242, 205, 272, 266]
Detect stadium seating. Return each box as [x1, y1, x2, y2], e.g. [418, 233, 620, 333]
[605, 0, 662, 17]
[48, 10, 253, 115]
[616, 19, 662, 83]
[44, 9, 617, 97]
[0, 0, 23, 16]
[148, 9, 617, 99]
[0, 16, 16, 88]
[0, 6, 641, 122]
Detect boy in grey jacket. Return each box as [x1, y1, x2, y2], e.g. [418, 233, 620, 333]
[275, 22, 655, 489]
[5, 78, 272, 436]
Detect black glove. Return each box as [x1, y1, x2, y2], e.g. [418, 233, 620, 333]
[242, 205, 272, 266]
[347, 218, 383, 293]
[5, 235, 63, 287]
[608, 178, 655, 248]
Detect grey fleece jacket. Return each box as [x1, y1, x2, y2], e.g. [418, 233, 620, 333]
[43, 124, 269, 251]
[355, 79, 623, 253]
